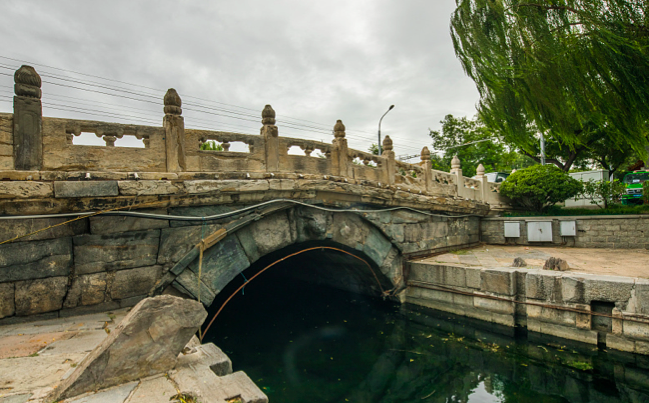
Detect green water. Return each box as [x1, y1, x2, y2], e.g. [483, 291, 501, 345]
[203, 274, 649, 402]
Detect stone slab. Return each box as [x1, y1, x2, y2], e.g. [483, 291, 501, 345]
[0, 216, 88, 242]
[14, 276, 68, 316]
[0, 353, 88, 394]
[66, 381, 138, 403]
[0, 238, 73, 282]
[188, 234, 251, 295]
[49, 296, 207, 401]
[127, 375, 178, 403]
[90, 209, 169, 235]
[0, 181, 53, 199]
[480, 268, 515, 296]
[110, 266, 162, 300]
[0, 282, 15, 319]
[117, 180, 182, 196]
[171, 367, 267, 403]
[54, 181, 119, 198]
[73, 230, 159, 274]
[176, 342, 233, 376]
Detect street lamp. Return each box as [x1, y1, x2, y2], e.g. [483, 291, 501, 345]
[378, 105, 395, 155]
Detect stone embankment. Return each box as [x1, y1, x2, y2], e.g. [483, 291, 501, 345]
[407, 260, 649, 355]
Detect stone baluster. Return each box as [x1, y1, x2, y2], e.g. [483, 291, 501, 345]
[304, 145, 314, 157]
[476, 163, 488, 201]
[331, 120, 351, 177]
[13, 65, 43, 170]
[450, 155, 463, 196]
[261, 105, 279, 172]
[421, 146, 432, 192]
[103, 135, 117, 147]
[221, 141, 231, 151]
[163, 88, 186, 172]
[382, 136, 395, 185]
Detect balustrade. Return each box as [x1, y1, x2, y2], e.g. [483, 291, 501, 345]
[1, 65, 510, 205]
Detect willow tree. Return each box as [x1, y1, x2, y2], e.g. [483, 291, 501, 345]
[450, 0, 649, 170]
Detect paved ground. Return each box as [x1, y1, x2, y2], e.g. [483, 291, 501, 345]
[421, 245, 649, 278]
[0, 308, 266, 403]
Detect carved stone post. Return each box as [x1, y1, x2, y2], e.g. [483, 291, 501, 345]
[13, 65, 43, 170]
[451, 155, 463, 195]
[421, 146, 432, 192]
[261, 105, 279, 172]
[331, 120, 350, 177]
[476, 163, 488, 201]
[382, 136, 395, 185]
[163, 89, 185, 172]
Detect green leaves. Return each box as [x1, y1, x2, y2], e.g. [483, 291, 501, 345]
[499, 165, 583, 212]
[581, 179, 626, 208]
[451, 0, 649, 164]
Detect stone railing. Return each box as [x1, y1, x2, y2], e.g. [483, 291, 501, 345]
[0, 64, 508, 207]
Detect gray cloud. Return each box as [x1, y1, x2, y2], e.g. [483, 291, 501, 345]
[0, 0, 480, 156]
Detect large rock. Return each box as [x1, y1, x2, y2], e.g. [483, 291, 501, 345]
[48, 295, 207, 401]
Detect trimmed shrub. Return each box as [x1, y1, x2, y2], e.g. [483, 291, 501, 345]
[500, 165, 583, 213]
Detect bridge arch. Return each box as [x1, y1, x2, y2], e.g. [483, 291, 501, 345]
[169, 205, 404, 309]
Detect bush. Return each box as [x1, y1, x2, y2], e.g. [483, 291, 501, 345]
[499, 165, 583, 213]
[581, 179, 626, 209]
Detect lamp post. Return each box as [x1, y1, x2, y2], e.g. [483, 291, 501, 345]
[378, 105, 395, 155]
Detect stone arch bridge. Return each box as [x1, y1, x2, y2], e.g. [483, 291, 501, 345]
[0, 65, 509, 321]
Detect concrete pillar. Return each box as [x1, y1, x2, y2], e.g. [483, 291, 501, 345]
[163, 89, 185, 172]
[260, 105, 279, 172]
[13, 65, 43, 170]
[421, 146, 432, 192]
[382, 136, 395, 185]
[332, 120, 351, 177]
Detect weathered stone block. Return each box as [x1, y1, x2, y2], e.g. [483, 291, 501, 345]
[0, 238, 72, 282]
[117, 180, 182, 196]
[158, 224, 220, 265]
[634, 279, 649, 315]
[184, 179, 270, 194]
[188, 235, 250, 295]
[361, 226, 393, 269]
[465, 267, 482, 289]
[481, 268, 515, 296]
[54, 180, 119, 198]
[583, 274, 635, 304]
[176, 342, 233, 376]
[473, 296, 515, 315]
[64, 272, 108, 308]
[15, 276, 67, 316]
[1, 216, 88, 242]
[111, 266, 162, 300]
[0, 282, 15, 318]
[236, 211, 294, 263]
[49, 296, 207, 401]
[0, 181, 53, 198]
[560, 276, 585, 304]
[623, 321, 649, 342]
[174, 269, 217, 305]
[90, 208, 169, 234]
[73, 230, 159, 274]
[607, 334, 635, 353]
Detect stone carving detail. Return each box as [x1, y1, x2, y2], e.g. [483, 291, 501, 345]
[451, 155, 461, 170]
[262, 104, 276, 125]
[382, 135, 393, 152]
[164, 88, 182, 115]
[476, 163, 485, 178]
[14, 65, 42, 99]
[421, 146, 430, 161]
[333, 120, 346, 139]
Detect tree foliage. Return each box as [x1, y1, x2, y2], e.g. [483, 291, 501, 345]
[200, 141, 224, 151]
[451, 0, 649, 169]
[581, 179, 626, 208]
[429, 114, 534, 176]
[500, 165, 583, 212]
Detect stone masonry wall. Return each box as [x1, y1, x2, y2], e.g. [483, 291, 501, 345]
[0, 114, 13, 170]
[407, 262, 649, 355]
[481, 215, 649, 249]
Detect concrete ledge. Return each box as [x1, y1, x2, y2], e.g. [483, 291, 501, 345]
[54, 181, 119, 198]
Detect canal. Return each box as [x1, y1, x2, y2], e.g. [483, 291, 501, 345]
[203, 261, 649, 403]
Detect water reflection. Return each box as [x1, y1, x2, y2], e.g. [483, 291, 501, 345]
[203, 274, 649, 403]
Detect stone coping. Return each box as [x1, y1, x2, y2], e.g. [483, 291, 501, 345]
[485, 214, 649, 221]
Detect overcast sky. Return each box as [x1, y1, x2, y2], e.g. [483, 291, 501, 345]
[0, 0, 480, 158]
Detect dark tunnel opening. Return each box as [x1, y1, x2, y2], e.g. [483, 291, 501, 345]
[200, 241, 402, 402]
